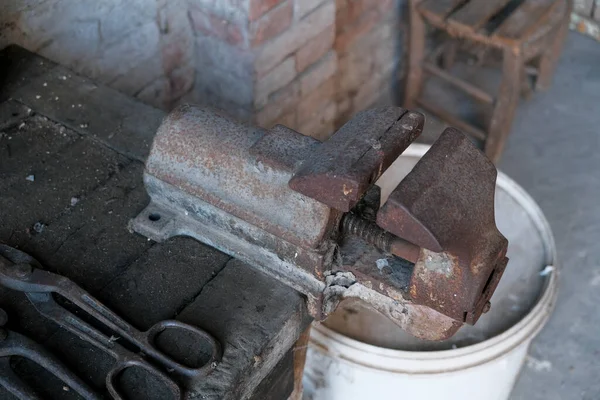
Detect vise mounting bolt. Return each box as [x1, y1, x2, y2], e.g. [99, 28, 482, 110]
[130, 105, 508, 340]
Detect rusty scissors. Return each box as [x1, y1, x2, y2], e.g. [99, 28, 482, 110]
[0, 244, 221, 400]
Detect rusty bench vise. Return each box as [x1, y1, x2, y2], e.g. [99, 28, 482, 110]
[130, 105, 508, 341]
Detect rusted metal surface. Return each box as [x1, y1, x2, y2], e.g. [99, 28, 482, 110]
[289, 108, 424, 212]
[0, 245, 222, 399]
[250, 124, 320, 171]
[145, 105, 335, 250]
[131, 105, 509, 341]
[379, 129, 508, 324]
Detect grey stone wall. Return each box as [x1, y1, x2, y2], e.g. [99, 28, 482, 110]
[1, 0, 405, 138]
[0, 0, 194, 109]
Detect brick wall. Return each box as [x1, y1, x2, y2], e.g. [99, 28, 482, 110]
[186, 0, 404, 140]
[0, 0, 405, 139]
[0, 0, 195, 110]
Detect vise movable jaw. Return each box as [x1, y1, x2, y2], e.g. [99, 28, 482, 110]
[130, 105, 508, 341]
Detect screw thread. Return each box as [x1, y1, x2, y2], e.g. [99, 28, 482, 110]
[341, 214, 392, 252]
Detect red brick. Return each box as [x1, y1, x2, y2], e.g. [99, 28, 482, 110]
[160, 30, 192, 74]
[189, 7, 245, 47]
[299, 51, 337, 95]
[337, 49, 373, 96]
[298, 101, 336, 140]
[335, 10, 380, 53]
[272, 110, 298, 129]
[296, 0, 330, 20]
[249, 0, 286, 21]
[169, 66, 195, 96]
[256, 81, 300, 127]
[255, 1, 335, 76]
[255, 56, 296, 107]
[297, 76, 335, 122]
[295, 24, 334, 72]
[351, 72, 386, 113]
[250, 1, 293, 47]
[336, 0, 370, 30]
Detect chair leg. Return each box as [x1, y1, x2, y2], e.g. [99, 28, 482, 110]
[441, 40, 458, 70]
[521, 64, 534, 100]
[537, 4, 571, 90]
[404, 0, 426, 109]
[486, 47, 523, 163]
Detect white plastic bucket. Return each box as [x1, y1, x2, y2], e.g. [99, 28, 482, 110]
[303, 144, 558, 400]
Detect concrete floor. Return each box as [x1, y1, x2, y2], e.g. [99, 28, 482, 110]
[420, 32, 600, 399]
[500, 32, 600, 400]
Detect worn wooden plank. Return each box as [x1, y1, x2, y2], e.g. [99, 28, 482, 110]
[419, 0, 467, 20]
[449, 0, 513, 30]
[249, 350, 294, 400]
[416, 98, 488, 141]
[537, 1, 572, 89]
[486, 48, 523, 162]
[404, 0, 428, 108]
[422, 62, 495, 104]
[495, 0, 558, 40]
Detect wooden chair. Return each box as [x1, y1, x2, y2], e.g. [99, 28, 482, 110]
[405, 0, 572, 163]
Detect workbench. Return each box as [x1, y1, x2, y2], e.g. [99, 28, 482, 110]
[0, 45, 310, 400]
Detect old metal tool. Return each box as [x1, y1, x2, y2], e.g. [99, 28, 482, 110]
[0, 244, 222, 400]
[130, 105, 508, 341]
[0, 307, 101, 400]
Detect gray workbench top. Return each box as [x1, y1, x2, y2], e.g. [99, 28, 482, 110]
[0, 45, 309, 400]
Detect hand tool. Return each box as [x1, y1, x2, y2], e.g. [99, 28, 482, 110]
[130, 105, 509, 341]
[0, 307, 101, 400]
[0, 244, 221, 400]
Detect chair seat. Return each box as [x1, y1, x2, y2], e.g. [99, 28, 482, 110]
[418, 0, 567, 48]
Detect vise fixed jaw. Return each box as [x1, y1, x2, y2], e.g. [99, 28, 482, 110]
[130, 105, 508, 341]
